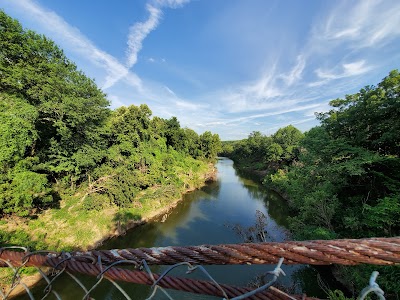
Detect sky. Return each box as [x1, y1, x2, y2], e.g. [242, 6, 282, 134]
[2, 0, 400, 140]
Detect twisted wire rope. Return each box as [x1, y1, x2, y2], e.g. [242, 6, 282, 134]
[75, 237, 400, 266]
[0, 250, 308, 300]
[1, 237, 398, 300]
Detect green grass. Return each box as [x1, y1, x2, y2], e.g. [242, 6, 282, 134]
[0, 160, 213, 291]
[0, 161, 212, 251]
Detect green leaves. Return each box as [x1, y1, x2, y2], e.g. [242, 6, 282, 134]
[199, 131, 222, 159]
[0, 13, 217, 221]
[364, 196, 400, 236]
[110, 104, 151, 146]
[265, 71, 400, 294]
[2, 171, 52, 216]
[267, 70, 400, 243]
[318, 70, 400, 156]
[1, 10, 110, 181]
[0, 93, 38, 168]
[225, 125, 304, 171]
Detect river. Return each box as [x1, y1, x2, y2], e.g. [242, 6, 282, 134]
[27, 157, 333, 299]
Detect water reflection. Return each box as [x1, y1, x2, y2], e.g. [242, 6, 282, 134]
[25, 157, 322, 299]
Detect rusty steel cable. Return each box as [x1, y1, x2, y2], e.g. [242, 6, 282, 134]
[0, 250, 311, 300]
[69, 237, 400, 266]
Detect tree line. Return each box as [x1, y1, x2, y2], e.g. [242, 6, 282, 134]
[220, 124, 304, 170]
[222, 70, 400, 297]
[0, 11, 221, 217]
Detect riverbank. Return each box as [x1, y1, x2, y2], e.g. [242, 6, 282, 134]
[228, 159, 292, 199]
[23, 157, 302, 299]
[89, 164, 217, 249]
[0, 163, 217, 297]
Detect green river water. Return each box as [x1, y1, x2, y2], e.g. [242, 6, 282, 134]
[26, 157, 340, 299]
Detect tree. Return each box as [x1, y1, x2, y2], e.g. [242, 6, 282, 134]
[183, 128, 201, 158]
[110, 104, 152, 147]
[0, 10, 110, 187]
[0, 10, 222, 217]
[317, 70, 400, 156]
[271, 125, 304, 161]
[247, 131, 271, 158]
[199, 131, 221, 159]
[0, 93, 38, 169]
[165, 116, 185, 151]
[267, 70, 400, 295]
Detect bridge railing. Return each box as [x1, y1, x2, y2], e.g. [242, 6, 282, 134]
[1, 237, 398, 300]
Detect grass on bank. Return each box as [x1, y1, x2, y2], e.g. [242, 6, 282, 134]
[0, 163, 212, 252]
[0, 162, 213, 294]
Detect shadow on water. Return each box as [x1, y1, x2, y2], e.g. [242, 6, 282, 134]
[233, 163, 292, 227]
[23, 157, 341, 299]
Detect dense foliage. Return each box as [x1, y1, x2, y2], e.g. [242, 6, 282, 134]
[269, 71, 400, 240]
[221, 125, 304, 171]
[0, 11, 221, 217]
[225, 70, 400, 297]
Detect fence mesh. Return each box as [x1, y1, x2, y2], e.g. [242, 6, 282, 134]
[1, 243, 390, 300]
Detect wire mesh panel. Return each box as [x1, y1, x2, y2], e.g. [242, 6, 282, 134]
[2, 238, 397, 300]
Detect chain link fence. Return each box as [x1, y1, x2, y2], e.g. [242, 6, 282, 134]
[1, 250, 295, 300]
[1, 238, 395, 300]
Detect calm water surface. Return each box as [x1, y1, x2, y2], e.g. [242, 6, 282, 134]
[28, 158, 331, 299]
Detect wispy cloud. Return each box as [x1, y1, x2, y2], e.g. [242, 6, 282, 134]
[280, 55, 306, 86]
[107, 95, 125, 108]
[315, 0, 400, 49]
[219, 64, 282, 114]
[247, 68, 282, 99]
[310, 60, 372, 86]
[163, 85, 176, 96]
[215, 56, 318, 116]
[126, 4, 162, 68]
[6, 0, 190, 91]
[119, 0, 191, 87]
[4, 0, 399, 141]
[147, 0, 399, 139]
[6, 0, 142, 91]
[231, 0, 400, 116]
[175, 100, 207, 111]
[202, 103, 320, 127]
[154, 0, 190, 8]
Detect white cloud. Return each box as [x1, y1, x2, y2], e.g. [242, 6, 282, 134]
[6, 0, 142, 91]
[175, 100, 207, 111]
[7, 0, 190, 91]
[280, 55, 306, 86]
[107, 95, 126, 108]
[311, 60, 372, 86]
[163, 85, 176, 96]
[203, 103, 320, 127]
[316, 0, 400, 49]
[121, 0, 190, 87]
[154, 0, 190, 8]
[215, 56, 320, 115]
[219, 65, 282, 114]
[248, 70, 282, 99]
[126, 4, 162, 68]
[342, 61, 370, 75]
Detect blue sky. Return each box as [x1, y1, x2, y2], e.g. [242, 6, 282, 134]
[2, 0, 400, 140]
